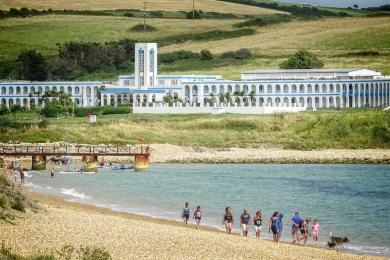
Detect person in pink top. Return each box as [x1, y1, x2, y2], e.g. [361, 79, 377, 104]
[311, 219, 320, 243]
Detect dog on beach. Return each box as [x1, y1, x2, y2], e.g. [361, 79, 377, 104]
[328, 232, 350, 248]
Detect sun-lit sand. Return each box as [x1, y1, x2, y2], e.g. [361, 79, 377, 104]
[0, 192, 387, 259]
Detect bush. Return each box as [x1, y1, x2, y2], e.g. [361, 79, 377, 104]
[280, 50, 324, 69]
[200, 50, 213, 60]
[0, 194, 9, 209]
[327, 119, 351, 138]
[372, 127, 390, 143]
[221, 48, 253, 59]
[38, 119, 50, 129]
[78, 246, 111, 260]
[11, 197, 26, 212]
[129, 24, 157, 32]
[234, 15, 291, 28]
[159, 50, 200, 63]
[0, 105, 9, 115]
[186, 10, 203, 19]
[101, 106, 131, 115]
[123, 12, 134, 17]
[0, 174, 12, 187]
[150, 10, 164, 18]
[40, 106, 67, 118]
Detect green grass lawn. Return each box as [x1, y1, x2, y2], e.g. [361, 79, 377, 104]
[2, 109, 390, 149]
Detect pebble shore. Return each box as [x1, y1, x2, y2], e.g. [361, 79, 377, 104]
[0, 192, 387, 260]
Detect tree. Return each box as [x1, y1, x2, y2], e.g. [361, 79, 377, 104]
[353, 4, 358, 9]
[200, 50, 213, 61]
[16, 50, 48, 81]
[10, 104, 22, 120]
[0, 105, 10, 115]
[280, 50, 324, 69]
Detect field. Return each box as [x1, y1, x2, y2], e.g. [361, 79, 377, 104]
[1, 14, 389, 79]
[0, 0, 281, 15]
[1, 109, 390, 149]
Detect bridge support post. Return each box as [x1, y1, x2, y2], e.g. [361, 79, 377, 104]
[82, 155, 98, 172]
[134, 154, 149, 171]
[32, 155, 46, 170]
[0, 157, 4, 168]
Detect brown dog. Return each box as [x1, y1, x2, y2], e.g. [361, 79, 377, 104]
[328, 232, 350, 248]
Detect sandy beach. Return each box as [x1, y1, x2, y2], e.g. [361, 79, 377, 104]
[0, 191, 388, 260]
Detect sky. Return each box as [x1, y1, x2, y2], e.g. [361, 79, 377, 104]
[277, 0, 390, 8]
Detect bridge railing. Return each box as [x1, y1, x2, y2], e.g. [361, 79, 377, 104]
[0, 144, 148, 156]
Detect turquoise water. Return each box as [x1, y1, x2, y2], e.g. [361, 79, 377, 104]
[26, 164, 390, 256]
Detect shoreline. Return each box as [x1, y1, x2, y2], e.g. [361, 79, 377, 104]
[2, 143, 390, 164]
[0, 190, 387, 259]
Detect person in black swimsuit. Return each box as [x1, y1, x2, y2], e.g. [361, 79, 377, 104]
[253, 211, 263, 239]
[223, 207, 234, 234]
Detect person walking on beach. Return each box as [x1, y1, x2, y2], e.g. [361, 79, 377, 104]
[193, 206, 202, 230]
[223, 207, 234, 234]
[240, 208, 251, 237]
[291, 211, 302, 243]
[269, 211, 279, 242]
[181, 202, 190, 227]
[311, 219, 320, 244]
[298, 219, 309, 246]
[50, 167, 55, 178]
[253, 211, 263, 239]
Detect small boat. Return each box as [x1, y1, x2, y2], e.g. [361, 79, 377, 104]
[110, 164, 135, 170]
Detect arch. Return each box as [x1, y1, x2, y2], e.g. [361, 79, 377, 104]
[283, 97, 289, 106]
[211, 85, 217, 94]
[322, 84, 327, 93]
[243, 97, 249, 106]
[266, 97, 272, 105]
[243, 85, 249, 93]
[314, 97, 320, 108]
[259, 97, 264, 106]
[307, 84, 312, 93]
[143, 94, 148, 103]
[307, 97, 312, 108]
[275, 97, 281, 106]
[1, 98, 6, 106]
[67, 86, 73, 94]
[38, 87, 43, 94]
[110, 95, 115, 106]
[219, 85, 225, 94]
[152, 94, 156, 102]
[1, 87, 6, 95]
[299, 97, 305, 107]
[16, 98, 21, 106]
[184, 85, 190, 102]
[299, 84, 305, 93]
[275, 85, 281, 93]
[16, 86, 21, 95]
[267, 85, 272, 93]
[9, 99, 14, 106]
[283, 84, 289, 93]
[234, 84, 240, 92]
[329, 97, 334, 108]
[75, 98, 80, 107]
[227, 85, 233, 93]
[291, 97, 297, 105]
[60, 86, 65, 93]
[315, 84, 320, 93]
[322, 97, 327, 108]
[336, 84, 340, 93]
[329, 84, 334, 93]
[291, 85, 297, 93]
[86, 86, 91, 95]
[23, 98, 28, 107]
[336, 96, 341, 108]
[23, 86, 28, 94]
[45, 86, 50, 93]
[235, 97, 241, 106]
[8, 87, 14, 95]
[136, 94, 141, 103]
[75, 86, 80, 95]
[52, 86, 57, 92]
[251, 85, 256, 93]
[259, 85, 264, 93]
[31, 87, 35, 93]
[204, 85, 209, 94]
[192, 85, 199, 104]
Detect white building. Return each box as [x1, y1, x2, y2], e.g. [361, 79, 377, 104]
[1, 42, 390, 113]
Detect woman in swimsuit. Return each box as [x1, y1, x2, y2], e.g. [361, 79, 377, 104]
[181, 202, 190, 227]
[193, 206, 202, 230]
[223, 207, 234, 234]
[253, 211, 263, 239]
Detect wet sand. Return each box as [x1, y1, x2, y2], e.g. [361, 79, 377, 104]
[0, 191, 387, 260]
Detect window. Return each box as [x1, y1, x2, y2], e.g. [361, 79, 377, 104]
[171, 80, 178, 85]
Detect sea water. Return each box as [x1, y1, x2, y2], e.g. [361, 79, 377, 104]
[25, 164, 390, 256]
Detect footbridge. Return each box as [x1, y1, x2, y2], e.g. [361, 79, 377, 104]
[0, 144, 150, 171]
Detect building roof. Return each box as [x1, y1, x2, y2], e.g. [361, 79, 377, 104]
[0, 81, 101, 85]
[241, 68, 368, 74]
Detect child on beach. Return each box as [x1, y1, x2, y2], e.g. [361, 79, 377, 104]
[181, 202, 190, 227]
[311, 219, 320, 243]
[253, 211, 263, 239]
[223, 207, 234, 234]
[193, 206, 202, 229]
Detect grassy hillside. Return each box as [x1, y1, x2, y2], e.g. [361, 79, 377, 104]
[0, 0, 282, 15]
[1, 14, 389, 79]
[1, 109, 390, 149]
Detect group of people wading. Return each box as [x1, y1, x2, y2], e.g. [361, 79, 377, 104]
[181, 203, 320, 246]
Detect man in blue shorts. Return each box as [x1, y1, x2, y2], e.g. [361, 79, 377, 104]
[291, 211, 302, 243]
